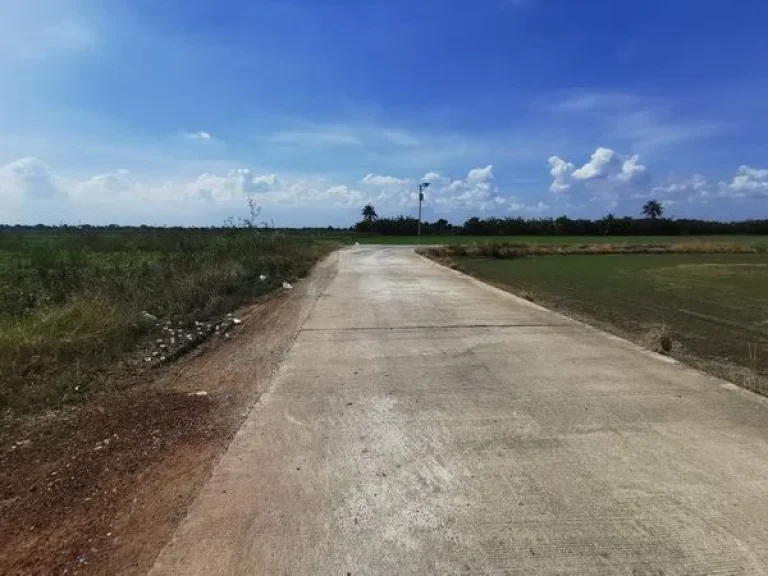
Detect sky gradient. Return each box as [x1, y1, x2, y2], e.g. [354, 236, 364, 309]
[2, 0, 768, 226]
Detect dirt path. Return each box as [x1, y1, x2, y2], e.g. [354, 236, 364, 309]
[151, 246, 768, 574]
[0, 252, 339, 575]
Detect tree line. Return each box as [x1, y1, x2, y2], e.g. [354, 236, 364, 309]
[356, 202, 768, 236]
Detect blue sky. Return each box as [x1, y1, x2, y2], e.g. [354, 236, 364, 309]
[2, 0, 768, 226]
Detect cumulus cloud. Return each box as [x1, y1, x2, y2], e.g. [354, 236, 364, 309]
[617, 154, 647, 182]
[188, 169, 278, 202]
[467, 165, 494, 183]
[0, 157, 62, 203]
[648, 165, 768, 205]
[548, 156, 575, 193]
[548, 147, 648, 195]
[571, 147, 617, 180]
[727, 165, 768, 197]
[421, 164, 541, 213]
[422, 171, 449, 185]
[0, 157, 544, 225]
[72, 169, 134, 198]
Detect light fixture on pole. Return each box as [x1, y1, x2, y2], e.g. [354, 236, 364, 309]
[417, 182, 430, 243]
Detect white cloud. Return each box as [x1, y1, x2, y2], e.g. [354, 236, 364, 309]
[0, 5, 97, 60]
[270, 130, 363, 147]
[650, 174, 709, 199]
[72, 169, 133, 199]
[548, 156, 575, 193]
[572, 147, 619, 180]
[548, 147, 648, 196]
[543, 91, 726, 153]
[360, 174, 409, 187]
[423, 164, 539, 213]
[422, 171, 448, 185]
[467, 165, 494, 183]
[0, 157, 62, 203]
[727, 165, 768, 196]
[187, 170, 279, 202]
[647, 165, 768, 207]
[184, 131, 213, 142]
[618, 154, 647, 182]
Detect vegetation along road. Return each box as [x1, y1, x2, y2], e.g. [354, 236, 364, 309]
[153, 245, 768, 574]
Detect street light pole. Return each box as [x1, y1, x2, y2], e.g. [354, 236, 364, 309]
[417, 182, 429, 244]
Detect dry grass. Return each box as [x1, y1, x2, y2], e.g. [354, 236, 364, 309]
[641, 323, 673, 354]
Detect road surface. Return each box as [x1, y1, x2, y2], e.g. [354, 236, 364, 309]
[152, 246, 768, 574]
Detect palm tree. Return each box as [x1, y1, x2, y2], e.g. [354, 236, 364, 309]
[361, 204, 378, 223]
[642, 200, 664, 220]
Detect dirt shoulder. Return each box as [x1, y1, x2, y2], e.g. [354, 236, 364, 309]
[0, 252, 338, 575]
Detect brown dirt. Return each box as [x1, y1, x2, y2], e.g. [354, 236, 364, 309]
[0, 252, 338, 575]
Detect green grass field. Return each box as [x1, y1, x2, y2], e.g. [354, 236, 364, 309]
[454, 253, 768, 393]
[351, 234, 766, 246]
[0, 229, 329, 415]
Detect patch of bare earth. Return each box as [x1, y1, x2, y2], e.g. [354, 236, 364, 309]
[0, 253, 337, 575]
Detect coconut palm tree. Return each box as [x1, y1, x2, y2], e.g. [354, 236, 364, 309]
[361, 204, 378, 222]
[642, 200, 664, 220]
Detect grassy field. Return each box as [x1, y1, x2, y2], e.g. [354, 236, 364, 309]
[0, 228, 329, 415]
[451, 252, 768, 394]
[350, 234, 767, 245]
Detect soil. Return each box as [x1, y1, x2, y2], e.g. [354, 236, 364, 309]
[0, 253, 337, 575]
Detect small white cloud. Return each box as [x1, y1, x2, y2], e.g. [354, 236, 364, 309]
[467, 165, 494, 183]
[184, 131, 213, 142]
[360, 174, 409, 187]
[422, 171, 448, 185]
[618, 154, 647, 182]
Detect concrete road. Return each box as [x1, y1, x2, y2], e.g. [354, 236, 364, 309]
[152, 246, 768, 575]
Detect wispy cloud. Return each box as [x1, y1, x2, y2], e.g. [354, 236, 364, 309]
[541, 90, 728, 155]
[183, 131, 214, 142]
[0, 1, 97, 60]
[270, 130, 363, 147]
[44, 19, 96, 51]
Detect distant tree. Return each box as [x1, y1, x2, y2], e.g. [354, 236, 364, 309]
[433, 218, 451, 233]
[601, 213, 615, 234]
[361, 204, 378, 223]
[642, 200, 664, 220]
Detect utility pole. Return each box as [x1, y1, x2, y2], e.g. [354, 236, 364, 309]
[417, 182, 430, 244]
